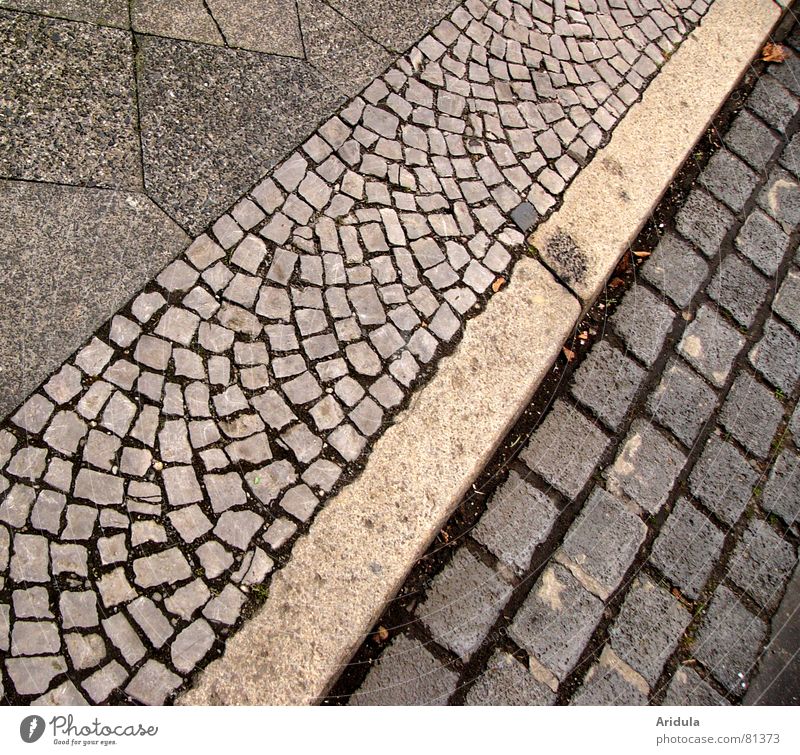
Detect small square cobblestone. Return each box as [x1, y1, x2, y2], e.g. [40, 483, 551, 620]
[718, 373, 783, 459]
[416, 547, 512, 661]
[678, 305, 745, 388]
[508, 563, 604, 681]
[693, 585, 767, 697]
[519, 400, 610, 499]
[650, 498, 725, 600]
[689, 435, 758, 525]
[570, 342, 646, 431]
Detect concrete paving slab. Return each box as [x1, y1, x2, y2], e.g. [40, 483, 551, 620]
[130, 0, 223, 46]
[0, 180, 188, 418]
[206, 0, 303, 57]
[136, 34, 345, 234]
[0, 10, 140, 189]
[0, 0, 129, 27]
[326, 0, 460, 53]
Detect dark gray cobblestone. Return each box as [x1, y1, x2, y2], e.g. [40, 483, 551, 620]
[0, 0, 717, 704]
[349, 43, 800, 706]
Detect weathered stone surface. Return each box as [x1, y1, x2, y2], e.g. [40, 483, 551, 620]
[678, 305, 745, 388]
[351, 634, 458, 706]
[647, 359, 718, 446]
[570, 342, 646, 431]
[416, 547, 512, 660]
[609, 576, 691, 686]
[718, 373, 783, 459]
[689, 436, 758, 525]
[171, 618, 216, 674]
[473, 470, 559, 575]
[727, 519, 796, 611]
[559, 488, 646, 599]
[125, 660, 182, 705]
[465, 650, 555, 706]
[694, 586, 767, 697]
[605, 420, 686, 514]
[133, 548, 192, 588]
[509, 563, 604, 681]
[520, 400, 609, 498]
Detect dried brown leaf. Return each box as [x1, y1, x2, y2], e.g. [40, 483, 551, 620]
[492, 276, 507, 292]
[563, 346, 576, 362]
[761, 42, 789, 63]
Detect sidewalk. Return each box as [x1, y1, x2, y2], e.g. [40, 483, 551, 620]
[0, 0, 792, 706]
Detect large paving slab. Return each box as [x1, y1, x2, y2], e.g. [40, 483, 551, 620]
[135, 35, 346, 233]
[0, 10, 141, 190]
[0, 181, 189, 419]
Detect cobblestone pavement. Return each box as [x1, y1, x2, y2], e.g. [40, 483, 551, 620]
[0, 0, 722, 705]
[347, 24, 800, 706]
[0, 0, 457, 416]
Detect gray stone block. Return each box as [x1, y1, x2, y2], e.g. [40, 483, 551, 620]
[690, 435, 758, 525]
[726, 109, 780, 171]
[707, 254, 769, 327]
[699, 150, 759, 213]
[678, 305, 745, 388]
[570, 342, 646, 431]
[735, 209, 791, 276]
[749, 318, 800, 395]
[758, 168, 800, 234]
[650, 497, 725, 600]
[747, 76, 799, 132]
[508, 563, 605, 681]
[675, 189, 735, 257]
[350, 634, 459, 706]
[416, 547, 512, 661]
[520, 400, 610, 499]
[694, 585, 767, 697]
[611, 285, 675, 366]
[473, 470, 560, 575]
[642, 233, 709, 309]
[727, 519, 795, 611]
[647, 358, 718, 446]
[465, 650, 555, 706]
[773, 269, 800, 334]
[560, 487, 647, 598]
[661, 667, 730, 705]
[761, 449, 800, 528]
[606, 420, 686, 514]
[718, 373, 783, 459]
[609, 575, 692, 685]
[571, 650, 649, 706]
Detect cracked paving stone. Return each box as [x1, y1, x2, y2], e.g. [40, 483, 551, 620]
[171, 618, 216, 674]
[125, 660, 182, 705]
[133, 548, 192, 589]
